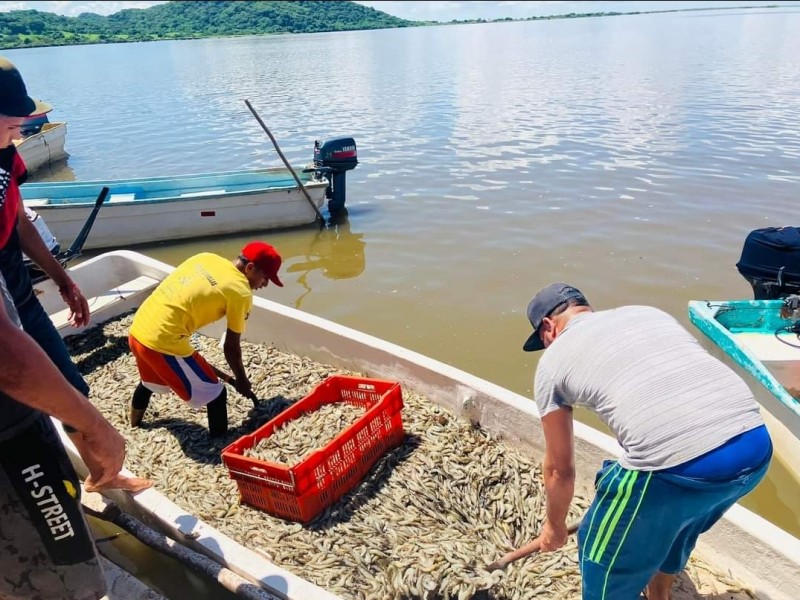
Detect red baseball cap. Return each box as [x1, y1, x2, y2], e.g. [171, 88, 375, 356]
[241, 242, 283, 287]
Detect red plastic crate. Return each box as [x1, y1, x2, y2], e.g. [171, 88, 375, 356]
[221, 375, 404, 523]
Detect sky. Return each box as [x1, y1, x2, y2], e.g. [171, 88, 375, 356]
[0, 0, 796, 20]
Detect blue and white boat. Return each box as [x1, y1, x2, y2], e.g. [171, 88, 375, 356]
[21, 137, 358, 251]
[689, 298, 800, 443]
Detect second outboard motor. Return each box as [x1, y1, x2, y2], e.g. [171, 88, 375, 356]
[312, 137, 358, 215]
[736, 226, 800, 299]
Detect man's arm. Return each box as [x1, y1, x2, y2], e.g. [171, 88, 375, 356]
[537, 406, 576, 551]
[223, 329, 253, 398]
[16, 204, 90, 327]
[0, 296, 149, 492]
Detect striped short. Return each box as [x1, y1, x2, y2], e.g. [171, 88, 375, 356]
[0, 414, 106, 600]
[577, 453, 771, 600]
[128, 334, 223, 408]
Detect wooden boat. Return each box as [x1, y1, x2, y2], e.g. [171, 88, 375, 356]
[34, 251, 800, 600]
[20, 137, 359, 251]
[14, 121, 69, 173]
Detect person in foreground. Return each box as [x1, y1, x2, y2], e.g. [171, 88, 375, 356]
[1, 56, 92, 396]
[128, 242, 283, 437]
[0, 273, 151, 600]
[521, 283, 772, 600]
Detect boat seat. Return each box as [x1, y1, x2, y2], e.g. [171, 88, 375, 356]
[25, 199, 50, 207]
[108, 193, 137, 203]
[50, 275, 160, 331]
[179, 190, 225, 198]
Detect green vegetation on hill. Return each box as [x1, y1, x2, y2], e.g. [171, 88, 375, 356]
[0, 2, 791, 51]
[0, 1, 414, 49]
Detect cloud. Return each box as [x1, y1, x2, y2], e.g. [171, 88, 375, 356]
[0, 1, 167, 16]
[355, 1, 797, 21]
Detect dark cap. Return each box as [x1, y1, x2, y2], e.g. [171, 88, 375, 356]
[522, 283, 588, 352]
[0, 57, 52, 118]
[241, 241, 283, 287]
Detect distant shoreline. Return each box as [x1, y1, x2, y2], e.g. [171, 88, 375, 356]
[1, 3, 796, 51]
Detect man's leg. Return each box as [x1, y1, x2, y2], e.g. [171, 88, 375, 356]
[130, 382, 153, 427]
[578, 463, 668, 600]
[17, 297, 90, 396]
[0, 414, 107, 600]
[128, 335, 171, 427]
[206, 387, 229, 437]
[644, 572, 675, 600]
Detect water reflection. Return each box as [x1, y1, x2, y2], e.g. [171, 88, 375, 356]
[283, 210, 366, 309]
[28, 158, 76, 183]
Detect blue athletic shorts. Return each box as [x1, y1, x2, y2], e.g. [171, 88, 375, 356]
[577, 439, 772, 600]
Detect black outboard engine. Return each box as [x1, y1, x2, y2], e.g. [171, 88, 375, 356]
[311, 137, 358, 215]
[736, 227, 800, 299]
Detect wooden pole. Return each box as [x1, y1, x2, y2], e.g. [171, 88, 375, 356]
[244, 99, 325, 226]
[486, 518, 582, 571]
[82, 492, 280, 600]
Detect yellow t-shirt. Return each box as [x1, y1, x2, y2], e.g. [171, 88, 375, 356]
[130, 253, 253, 357]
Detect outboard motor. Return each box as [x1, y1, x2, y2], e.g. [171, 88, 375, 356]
[311, 137, 358, 215]
[20, 112, 50, 137]
[736, 227, 800, 299]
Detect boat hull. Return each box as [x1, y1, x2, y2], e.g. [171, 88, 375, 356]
[22, 169, 328, 250]
[31, 254, 800, 600]
[15, 122, 69, 173]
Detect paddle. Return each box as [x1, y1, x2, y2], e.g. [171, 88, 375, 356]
[486, 518, 582, 571]
[243, 99, 325, 227]
[59, 186, 109, 263]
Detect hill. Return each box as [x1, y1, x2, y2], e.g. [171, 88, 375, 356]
[0, 1, 416, 50]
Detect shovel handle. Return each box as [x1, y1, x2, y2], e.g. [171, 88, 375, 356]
[487, 518, 581, 571]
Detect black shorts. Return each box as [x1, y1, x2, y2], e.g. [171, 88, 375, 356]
[0, 414, 106, 600]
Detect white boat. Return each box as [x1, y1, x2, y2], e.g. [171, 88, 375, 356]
[20, 137, 358, 251]
[35, 251, 800, 600]
[14, 121, 69, 173]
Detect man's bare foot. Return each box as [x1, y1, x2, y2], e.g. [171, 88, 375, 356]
[85, 474, 153, 494]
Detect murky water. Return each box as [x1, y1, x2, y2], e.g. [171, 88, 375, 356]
[9, 5, 800, 598]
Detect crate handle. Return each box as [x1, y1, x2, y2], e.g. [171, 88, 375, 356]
[357, 383, 376, 391]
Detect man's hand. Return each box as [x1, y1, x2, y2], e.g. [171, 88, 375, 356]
[67, 416, 126, 489]
[59, 281, 91, 328]
[537, 518, 570, 552]
[234, 377, 258, 404]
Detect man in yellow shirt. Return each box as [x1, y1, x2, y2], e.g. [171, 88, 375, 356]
[128, 242, 283, 437]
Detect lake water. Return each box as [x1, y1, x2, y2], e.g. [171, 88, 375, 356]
[7, 6, 800, 598]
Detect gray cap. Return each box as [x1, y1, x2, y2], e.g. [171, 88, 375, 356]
[522, 283, 588, 352]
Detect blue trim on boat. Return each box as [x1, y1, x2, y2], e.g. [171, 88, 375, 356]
[688, 299, 800, 423]
[21, 167, 324, 207]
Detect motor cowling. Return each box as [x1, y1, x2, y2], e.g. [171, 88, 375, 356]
[314, 137, 358, 172]
[736, 227, 800, 299]
[312, 137, 358, 215]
